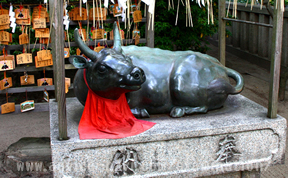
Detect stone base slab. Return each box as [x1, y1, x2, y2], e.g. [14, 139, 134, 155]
[49, 95, 286, 177]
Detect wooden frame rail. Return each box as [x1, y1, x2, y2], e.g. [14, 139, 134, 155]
[218, 0, 284, 118]
[222, 17, 273, 28]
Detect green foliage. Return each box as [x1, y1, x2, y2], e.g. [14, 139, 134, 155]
[154, 0, 218, 52]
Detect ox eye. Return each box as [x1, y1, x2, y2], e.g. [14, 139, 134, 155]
[98, 65, 107, 73]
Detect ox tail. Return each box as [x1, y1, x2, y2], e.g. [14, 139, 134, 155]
[226, 68, 244, 94]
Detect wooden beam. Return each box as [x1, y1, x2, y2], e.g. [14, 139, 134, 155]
[218, 0, 226, 65]
[50, 0, 68, 140]
[0, 38, 147, 51]
[0, 84, 73, 94]
[0, 85, 55, 94]
[0, 102, 49, 115]
[267, 3, 284, 118]
[222, 17, 273, 28]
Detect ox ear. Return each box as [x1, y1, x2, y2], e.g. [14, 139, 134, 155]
[69, 55, 91, 69]
[113, 22, 123, 54]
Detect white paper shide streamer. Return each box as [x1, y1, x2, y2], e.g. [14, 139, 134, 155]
[9, 4, 16, 33]
[63, 1, 70, 30]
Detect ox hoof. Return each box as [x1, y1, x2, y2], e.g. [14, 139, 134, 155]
[131, 108, 150, 118]
[170, 107, 185, 118]
[170, 106, 208, 118]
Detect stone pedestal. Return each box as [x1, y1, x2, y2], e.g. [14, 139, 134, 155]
[50, 95, 286, 177]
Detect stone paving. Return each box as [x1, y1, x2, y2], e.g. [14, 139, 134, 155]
[0, 43, 287, 177]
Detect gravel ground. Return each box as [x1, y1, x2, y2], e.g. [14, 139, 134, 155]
[0, 43, 287, 177]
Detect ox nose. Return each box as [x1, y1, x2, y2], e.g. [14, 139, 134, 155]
[131, 67, 145, 82]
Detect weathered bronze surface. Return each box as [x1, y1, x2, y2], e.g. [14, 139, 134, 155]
[70, 22, 244, 118]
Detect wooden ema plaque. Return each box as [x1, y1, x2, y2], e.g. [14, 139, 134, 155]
[94, 46, 105, 53]
[39, 38, 51, 44]
[92, 29, 104, 40]
[20, 100, 35, 112]
[15, 8, 29, 19]
[16, 53, 33, 64]
[0, 77, 12, 90]
[0, 14, 10, 25]
[16, 18, 31, 26]
[33, 18, 46, 29]
[0, 31, 11, 42]
[132, 29, 140, 39]
[1, 102, 15, 114]
[20, 75, 35, 85]
[35, 56, 53, 68]
[113, 5, 122, 17]
[135, 34, 140, 45]
[32, 7, 47, 18]
[37, 50, 52, 61]
[0, 9, 9, 15]
[0, 55, 14, 61]
[133, 10, 142, 23]
[89, 8, 107, 20]
[37, 78, 53, 86]
[109, 30, 125, 40]
[65, 77, 71, 93]
[19, 33, 29, 45]
[35, 28, 50, 38]
[0, 60, 14, 71]
[0, 10, 10, 30]
[76, 48, 81, 55]
[64, 48, 70, 58]
[0, 24, 10, 30]
[69, 7, 87, 21]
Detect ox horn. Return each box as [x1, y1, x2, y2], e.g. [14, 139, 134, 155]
[74, 29, 100, 61]
[113, 22, 123, 53]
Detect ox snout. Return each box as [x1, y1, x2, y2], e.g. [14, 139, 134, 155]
[119, 67, 146, 91]
[130, 67, 146, 84]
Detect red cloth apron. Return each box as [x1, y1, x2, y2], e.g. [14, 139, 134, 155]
[78, 69, 156, 139]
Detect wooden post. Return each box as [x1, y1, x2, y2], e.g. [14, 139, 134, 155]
[218, 0, 226, 66]
[146, 5, 155, 48]
[267, 2, 284, 118]
[49, 0, 68, 139]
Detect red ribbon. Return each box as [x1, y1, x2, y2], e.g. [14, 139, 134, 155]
[3, 48, 6, 60]
[20, 5, 23, 11]
[38, 5, 42, 18]
[0, 5, 3, 14]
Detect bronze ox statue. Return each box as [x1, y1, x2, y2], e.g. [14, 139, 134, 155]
[69, 22, 244, 118]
